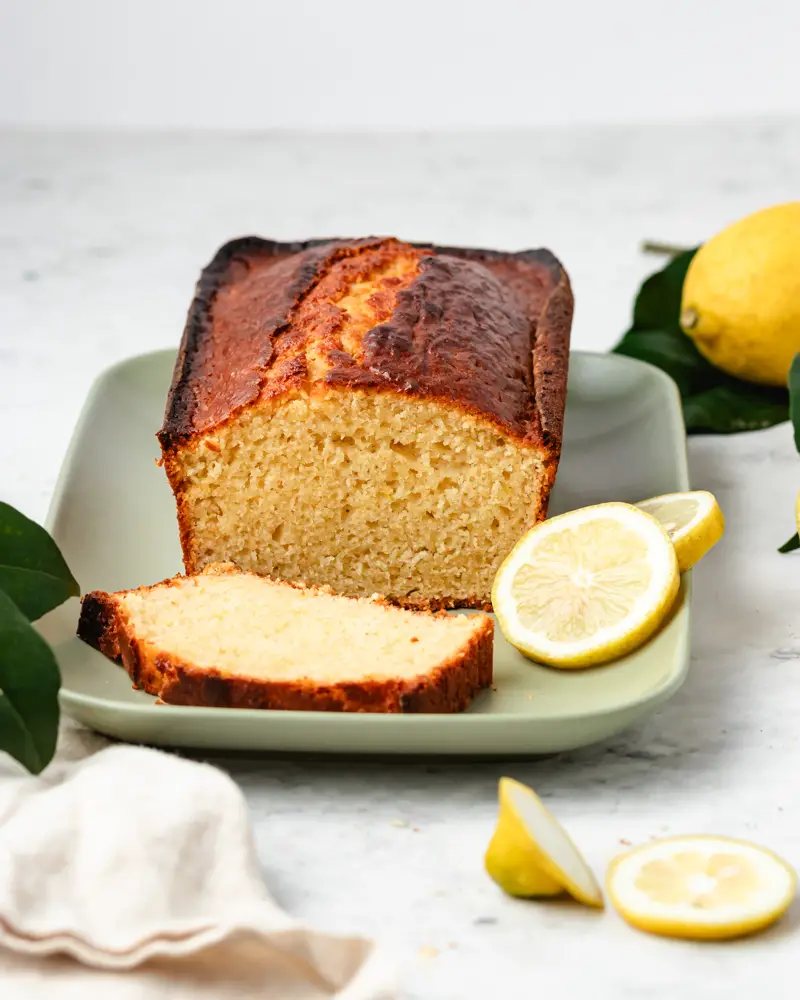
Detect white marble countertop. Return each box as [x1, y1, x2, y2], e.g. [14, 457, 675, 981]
[4, 123, 800, 998]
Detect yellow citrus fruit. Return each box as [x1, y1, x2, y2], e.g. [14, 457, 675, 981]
[485, 777, 603, 907]
[795, 488, 800, 535]
[635, 490, 724, 572]
[608, 835, 796, 940]
[680, 201, 800, 386]
[492, 502, 679, 669]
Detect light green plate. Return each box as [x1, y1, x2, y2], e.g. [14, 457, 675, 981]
[42, 350, 690, 757]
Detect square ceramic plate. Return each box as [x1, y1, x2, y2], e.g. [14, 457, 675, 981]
[41, 350, 690, 756]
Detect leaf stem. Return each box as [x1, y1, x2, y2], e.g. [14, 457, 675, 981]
[640, 240, 694, 258]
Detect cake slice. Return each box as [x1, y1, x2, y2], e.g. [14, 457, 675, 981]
[77, 565, 494, 713]
[158, 236, 572, 610]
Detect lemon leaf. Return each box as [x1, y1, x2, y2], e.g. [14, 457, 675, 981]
[0, 589, 60, 773]
[788, 353, 800, 453]
[682, 382, 789, 434]
[613, 248, 790, 435]
[631, 248, 699, 331]
[780, 355, 800, 554]
[0, 502, 75, 773]
[0, 502, 79, 621]
[613, 328, 710, 398]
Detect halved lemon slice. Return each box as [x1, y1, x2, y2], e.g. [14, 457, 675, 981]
[492, 502, 679, 669]
[608, 836, 796, 940]
[634, 490, 724, 572]
[485, 777, 603, 907]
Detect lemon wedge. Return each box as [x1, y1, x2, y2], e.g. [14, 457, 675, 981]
[608, 836, 796, 940]
[485, 777, 603, 907]
[795, 488, 800, 535]
[635, 491, 724, 572]
[492, 502, 679, 669]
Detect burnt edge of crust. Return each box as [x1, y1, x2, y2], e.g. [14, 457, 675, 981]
[75, 568, 494, 714]
[160, 615, 493, 713]
[157, 236, 322, 451]
[157, 235, 572, 457]
[77, 591, 122, 663]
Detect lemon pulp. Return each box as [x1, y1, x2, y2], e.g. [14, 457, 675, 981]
[608, 836, 796, 940]
[635, 490, 724, 572]
[485, 778, 603, 907]
[492, 502, 678, 669]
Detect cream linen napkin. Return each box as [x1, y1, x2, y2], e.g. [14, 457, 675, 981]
[0, 744, 396, 999]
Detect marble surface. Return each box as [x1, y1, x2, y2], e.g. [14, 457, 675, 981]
[4, 122, 800, 997]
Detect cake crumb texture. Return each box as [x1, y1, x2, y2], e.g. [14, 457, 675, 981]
[77, 566, 494, 713]
[159, 237, 573, 607]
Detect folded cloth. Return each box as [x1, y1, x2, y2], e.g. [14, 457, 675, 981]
[0, 745, 395, 999]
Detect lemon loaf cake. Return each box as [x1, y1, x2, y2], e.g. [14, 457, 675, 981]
[158, 236, 573, 609]
[77, 565, 494, 713]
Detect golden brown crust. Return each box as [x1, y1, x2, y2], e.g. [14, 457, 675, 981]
[76, 590, 123, 662]
[76, 568, 494, 714]
[157, 236, 572, 593]
[157, 236, 572, 453]
[158, 620, 492, 713]
[163, 449, 199, 582]
[391, 594, 493, 613]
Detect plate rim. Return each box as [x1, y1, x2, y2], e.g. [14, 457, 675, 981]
[47, 347, 691, 737]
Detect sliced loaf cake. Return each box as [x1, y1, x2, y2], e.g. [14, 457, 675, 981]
[77, 565, 494, 713]
[158, 236, 572, 609]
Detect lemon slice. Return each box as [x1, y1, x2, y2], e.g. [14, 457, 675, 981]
[634, 491, 724, 572]
[485, 777, 603, 907]
[492, 502, 679, 669]
[608, 836, 797, 940]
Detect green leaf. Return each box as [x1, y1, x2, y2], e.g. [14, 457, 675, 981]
[0, 502, 79, 621]
[0, 589, 60, 773]
[631, 249, 699, 331]
[788, 354, 800, 453]
[612, 248, 790, 435]
[682, 382, 790, 434]
[780, 356, 800, 554]
[613, 327, 715, 398]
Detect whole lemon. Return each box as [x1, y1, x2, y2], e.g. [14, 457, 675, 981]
[680, 202, 800, 386]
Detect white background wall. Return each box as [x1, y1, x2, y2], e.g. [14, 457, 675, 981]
[1, 0, 799, 130]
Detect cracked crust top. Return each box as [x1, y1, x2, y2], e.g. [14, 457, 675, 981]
[157, 236, 572, 457]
